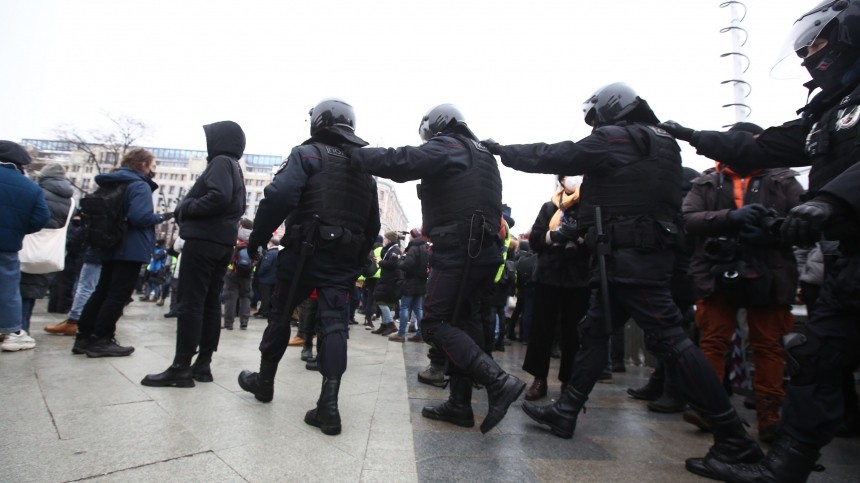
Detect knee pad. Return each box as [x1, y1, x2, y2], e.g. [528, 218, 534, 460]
[783, 331, 845, 387]
[645, 326, 694, 362]
[318, 309, 348, 337]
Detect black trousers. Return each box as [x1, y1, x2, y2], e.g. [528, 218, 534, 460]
[573, 283, 732, 417]
[175, 239, 232, 359]
[422, 263, 496, 376]
[783, 250, 860, 447]
[523, 285, 589, 382]
[77, 260, 141, 338]
[260, 281, 350, 378]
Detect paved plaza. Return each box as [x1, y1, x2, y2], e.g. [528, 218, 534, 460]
[2, 300, 858, 482]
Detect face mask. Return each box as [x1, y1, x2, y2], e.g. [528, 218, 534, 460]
[562, 176, 582, 192]
[237, 227, 252, 242]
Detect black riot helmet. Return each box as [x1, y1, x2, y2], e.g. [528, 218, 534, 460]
[581, 83, 641, 126]
[309, 98, 356, 137]
[418, 104, 477, 142]
[775, 0, 860, 92]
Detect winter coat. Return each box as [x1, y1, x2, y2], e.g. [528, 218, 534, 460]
[95, 168, 164, 264]
[177, 121, 247, 247]
[528, 200, 590, 288]
[397, 238, 429, 296]
[256, 247, 279, 285]
[374, 242, 403, 303]
[683, 167, 804, 304]
[0, 161, 49, 252]
[20, 168, 74, 298]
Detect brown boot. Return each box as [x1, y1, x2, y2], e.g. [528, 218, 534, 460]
[757, 395, 783, 444]
[524, 378, 548, 401]
[45, 319, 78, 336]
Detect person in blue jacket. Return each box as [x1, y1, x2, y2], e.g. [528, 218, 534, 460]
[72, 148, 171, 357]
[0, 141, 50, 351]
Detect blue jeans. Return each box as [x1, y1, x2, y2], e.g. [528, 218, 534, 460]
[0, 251, 22, 334]
[68, 262, 101, 321]
[21, 298, 35, 332]
[399, 294, 424, 336]
[379, 302, 395, 324]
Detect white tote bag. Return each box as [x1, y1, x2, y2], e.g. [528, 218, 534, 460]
[19, 201, 76, 275]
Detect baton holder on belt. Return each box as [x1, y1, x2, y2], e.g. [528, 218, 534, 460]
[594, 206, 613, 336]
[278, 215, 320, 327]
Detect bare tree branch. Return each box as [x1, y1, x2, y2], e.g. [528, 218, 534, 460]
[53, 113, 151, 173]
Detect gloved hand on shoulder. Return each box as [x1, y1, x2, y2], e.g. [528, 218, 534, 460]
[480, 138, 502, 156]
[657, 120, 695, 142]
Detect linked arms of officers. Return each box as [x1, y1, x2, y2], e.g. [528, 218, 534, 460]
[481, 135, 613, 176]
[657, 119, 809, 170]
[349, 136, 470, 182]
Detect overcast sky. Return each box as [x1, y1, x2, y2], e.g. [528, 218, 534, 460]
[1, 0, 816, 232]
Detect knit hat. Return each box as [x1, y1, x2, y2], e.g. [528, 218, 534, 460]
[728, 122, 764, 135]
[0, 140, 32, 166]
[502, 203, 515, 228]
[384, 231, 403, 242]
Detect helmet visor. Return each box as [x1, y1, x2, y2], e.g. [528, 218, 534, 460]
[771, 1, 843, 79]
[581, 95, 598, 126]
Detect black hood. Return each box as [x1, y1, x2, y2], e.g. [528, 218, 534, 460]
[203, 121, 246, 161]
[0, 140, 32, 166]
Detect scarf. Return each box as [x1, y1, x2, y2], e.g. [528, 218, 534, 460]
[548, 187, 580, 231]
[716, 162, 763, 208]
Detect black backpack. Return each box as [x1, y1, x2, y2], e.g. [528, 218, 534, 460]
[79, 183, 128, 249]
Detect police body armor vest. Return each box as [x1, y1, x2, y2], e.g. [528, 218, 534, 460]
[578, 123, 682, 228]
[805, 84, 860, 194]
[419, 134, 503, 251]
[289, 143, 376, 258]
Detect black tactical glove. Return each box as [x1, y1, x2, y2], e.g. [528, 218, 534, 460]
[160, 211, 174, 222]
[246, 243, 263, 262]
[480, 138, 502, 156]
[780, 198, 844, 247]
[726, 203, 769, 226]
[657, 120, 695, 142]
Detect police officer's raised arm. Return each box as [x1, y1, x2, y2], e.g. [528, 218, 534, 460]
[350, 136, 470, 182]
[496, 134, 612, 177]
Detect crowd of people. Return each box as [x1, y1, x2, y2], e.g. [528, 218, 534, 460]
[2, 1, 859, 481]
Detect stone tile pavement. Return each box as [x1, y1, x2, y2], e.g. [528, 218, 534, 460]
[1, 300, 858, 482]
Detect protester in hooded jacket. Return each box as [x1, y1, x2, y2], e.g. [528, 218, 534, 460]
[142, 120, 247, 388]
[19, 163, 74, 334]
[72, 148, 170, 358]
[392, 227, 429, 342]
[0, 141, 50, 352]
[371, 231, 404, 337]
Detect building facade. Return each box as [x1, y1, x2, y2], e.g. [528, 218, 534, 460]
[21, 139, 408, 242]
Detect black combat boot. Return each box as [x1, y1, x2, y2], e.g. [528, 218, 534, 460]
[421, 375, 475, 427]
[300, 339, 314, 362]
[71, 334, 91, 355]
[191, 350, 214, 383]
[627, 366, 665, 401]
[685, 408, 765, 479]
[695, 433, 821, 482]
[647, 377, 685, 413]
[141, 355, 195, 388]
[522, 384, 588, 439]
[238, 360, 278, 402]
[469, 353, 526, 434]
[305, 377, 342, 435]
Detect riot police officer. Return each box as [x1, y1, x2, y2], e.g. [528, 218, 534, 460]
[659, 1, 860, 480]
[350, 104, 526, 434]
[238, 98, 381, 437]
[483, 83, 761, 476]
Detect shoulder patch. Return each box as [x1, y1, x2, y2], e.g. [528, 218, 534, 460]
[324, 145, 347, 158]
[473, 140, 490, 154]
[275, 158, 289, 175]
[835, 106, 860, 131]
[648, 125, 673, 138]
